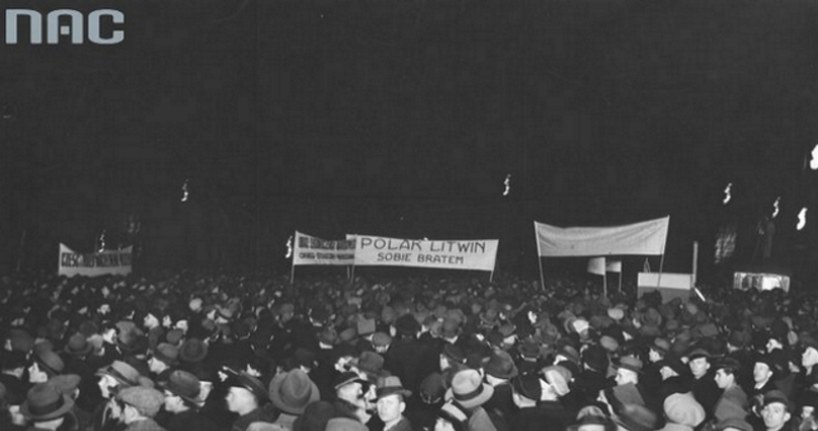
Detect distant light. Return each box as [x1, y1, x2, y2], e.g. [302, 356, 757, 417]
[797, 207, 808, 231]
[811, 145, 818, 170]
[97, 230, 106, 252]
[722, 182, 732, 205]
[503, 174, 511, 197]
[772, 197, 780, 219]
[181, 179, 189, 202]
[285, 235, 293, 259]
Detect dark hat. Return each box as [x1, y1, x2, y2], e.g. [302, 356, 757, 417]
[557, 344, 582, 366]
[317, 326, 338, 346]
[179, 338, 208, 363]
[445, 369, 494, 409]
[727, 330, 752, 349]
[356, 351, 385, 377]
[34, 349, 65, 375]
[49, 374, 81, 396]
[755, 352, 786, 377]
[153, 342, 179, 365]
[227, 370, 268, 402]
[325, 417, 368, 431]
[763, 390, 791, 411]
[687, 348, 711, 360]
[395, 314, 420, 336]
[613, 403, 658, 431]
[117, 386, 164, 418]
[162, 370, 201, 404]
[268, 369, 320, 415]
[165, 329, 184, 346]
[419, 372, 445, 404]
[582, 344, 609, 372]
[511, 373, 541, 401]
[292, 400, 336, 431]
[8, 328, 34, 353]
[294, 348, 317, 369]
[20, 382, 74, 421]
[484, 349, 518, 380]
[715, 417, 753, 431]
[652, 338, 671, 355]
[64, 333, 93, 356]
[371, 332, 392, 348]
[375, 375, 412, 399]
[332, 371, 367, 391]
[713, 357, 741, 374]
[658, 358, 688, 377]
[615, 355, 643, 374]
[357, 318, 376, 337]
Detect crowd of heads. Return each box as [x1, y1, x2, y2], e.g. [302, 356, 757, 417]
[1, 270, 818, 431]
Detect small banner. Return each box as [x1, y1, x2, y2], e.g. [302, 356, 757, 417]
[534, 216, 669, 257]
[352, 235, 498, 271]
[293, 231, 355, 266]
[58, 243, 133, 277]
[587, 257, 622, 275]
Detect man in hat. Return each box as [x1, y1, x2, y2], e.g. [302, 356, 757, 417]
[266, 369, 320, 430]
[20, 382, 76, 431]
[225, 370, 275, 431]
[750, 354, 784, 417]
[712, 357, 749, 423]
[148, 343, 178, 384]
[332, 371, 373, 426]
[384, 314, 437, 398]
[374, 376, 414, 431]
[759, 390, 794, 431]
[116, 386, 166, 431]
[573, 344, 610, 407]
[93, 359, 146, 431]
[446, 369, 501, 431]
[483, 348, 517, 424]
[159, 370, 216, 431]
[510, 372, 570, 431]
[687, 348, 719, 421]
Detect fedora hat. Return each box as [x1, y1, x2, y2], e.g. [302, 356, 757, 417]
[268, 369, 320, 415]
[20, 382, 74, 421]
[375, 375, 412, 399]
[332, 371, 367, 392]
[161, 370, 201, 404]
[64, 333, 93, 356]
[615, 355, 643, 374]
[484, 349, 518, 380]
[445, 369, 494, 409]
[49, 374, 81, 396]
[179, 338, 208, 363]
[34, 349, 65, 376]
[613, 403, 658, 431]
[226, 369, 268, 403]
[356, 351, 385, 377]
[96, 360, 142, 387]
[153, 343, 179, 365]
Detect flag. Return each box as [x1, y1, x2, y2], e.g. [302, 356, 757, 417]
[588, 257, 622, 275]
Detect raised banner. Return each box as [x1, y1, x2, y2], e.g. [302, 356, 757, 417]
[352, 235, 498, 271]
[58, 243, 133, 277]
[534, 216, 669, 257]
[293, 231, 355, 266]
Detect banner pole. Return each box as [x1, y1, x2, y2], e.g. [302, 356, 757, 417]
[692, 241, 699, 286]
[603, 269, 608, 298]
[534, 222, 546, 291]
[619, 269, 623, 293]
[290, 263, 295, 284]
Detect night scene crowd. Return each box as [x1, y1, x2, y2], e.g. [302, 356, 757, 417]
[1, 269, 818, 431]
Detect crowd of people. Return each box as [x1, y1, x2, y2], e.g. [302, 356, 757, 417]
[1, 269, 817, 431]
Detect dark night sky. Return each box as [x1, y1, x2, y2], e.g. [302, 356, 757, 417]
[1, 0, 817, 273]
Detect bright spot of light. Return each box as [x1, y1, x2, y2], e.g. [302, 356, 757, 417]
[285, 235, 293, 259]
[181, 179, 189, 203]
[722, 182, 732, 205]
[772, 197, 780, 219]
[503, 174, 511, 197]
[797, 207, 808, 231]
[810, 145, 818, 170]
[97, 230, 106, 252]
